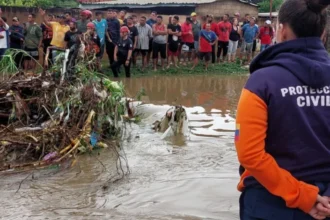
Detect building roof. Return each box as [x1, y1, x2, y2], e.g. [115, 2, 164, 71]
[80, 0, 258, 6]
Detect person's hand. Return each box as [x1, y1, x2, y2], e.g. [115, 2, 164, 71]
[125, 60, 130, 66]
[316, 195, 330, 213]
[309, 205, 327, 220]
[309, 195, 330, 219]
[114, 56, 118, 62]
[39, 8, 46, 16]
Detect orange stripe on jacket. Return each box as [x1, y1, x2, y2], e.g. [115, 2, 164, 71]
[235, 88, 319, 213]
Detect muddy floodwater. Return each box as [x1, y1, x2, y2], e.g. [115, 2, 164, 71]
[0, 74, 248, 220]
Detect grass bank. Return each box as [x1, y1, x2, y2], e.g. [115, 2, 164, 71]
[101, 61, 249, 78]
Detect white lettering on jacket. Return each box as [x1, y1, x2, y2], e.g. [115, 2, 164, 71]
[281, 85, 330, 107]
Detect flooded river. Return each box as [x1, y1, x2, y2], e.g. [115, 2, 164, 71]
[0, 74, 248, 220]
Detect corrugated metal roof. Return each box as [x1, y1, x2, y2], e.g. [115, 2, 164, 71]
[89, 0, 217, 5]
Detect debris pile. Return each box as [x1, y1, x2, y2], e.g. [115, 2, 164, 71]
[0, 50, 130, 172]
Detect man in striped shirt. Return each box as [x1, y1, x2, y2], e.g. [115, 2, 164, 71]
[135, 16, 152, 71]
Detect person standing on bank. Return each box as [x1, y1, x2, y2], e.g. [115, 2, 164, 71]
[228, 17, 241, 62]
[111, 26, 133, 78]
[93, 11, 107, 70]
[259, 20, 274, 52]
[235, 0, 330, 219]
[241, 17, 258, 64]
[152, 15, 167, 71]
[191, 12, 201, 59]
[146, 11, 157, 66]
[203, 14, 219, 64]
[135, 16, 152, 71]
[124, 16, 138, 67]
[23, 13, 42, 73]
[9, 17, 24, 67]
[105, 9, 120, 67]
[77, 10, 92, 33]
[191, 23, 217, 71]
[167, 15, 181, 69]
[181, 17, 194, 66]
[0, 12, 9, 60]
[217, 14, 232, 63]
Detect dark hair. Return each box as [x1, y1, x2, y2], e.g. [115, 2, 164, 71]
[96, 11, 103, 16]
[279, 0, 329, 38]
[69, 21, 77, 26]
[127, 16, 133, 20]
[173, 15, 179, 21]
[120, 10, 126, 14]
[157, 15, 163, 19]
[225, 14, 230, 18]
[151, 11, 157, 15]
[113, 9, 119, 13]
[29, 13, 36, 18]
[245, 14, 250, 17]
[65, 11, 72, 16]
[132, 14, 137, 18]
[107, 9, 113, 12]
[141, 16, 147, 20]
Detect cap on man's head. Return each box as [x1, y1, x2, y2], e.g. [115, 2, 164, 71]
[12, 17, 19, 22]
[191, 12, 197, 17]
[265, 20, 271, 25]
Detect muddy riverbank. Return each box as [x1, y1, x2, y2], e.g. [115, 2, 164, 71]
[0, 74, 248, 220]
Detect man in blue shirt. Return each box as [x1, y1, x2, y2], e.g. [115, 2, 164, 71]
[93, 11, 107, 65]
[105, 9, 120, 67]
[241, 17, 259, 64]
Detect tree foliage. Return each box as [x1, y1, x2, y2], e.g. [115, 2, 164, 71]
[0, 0, 78, 8]
[258, 0, 283, 12]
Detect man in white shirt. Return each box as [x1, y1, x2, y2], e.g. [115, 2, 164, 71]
[0, 13, 10, 59]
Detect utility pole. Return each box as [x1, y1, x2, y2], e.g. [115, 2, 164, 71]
[270, 0, 273, 19]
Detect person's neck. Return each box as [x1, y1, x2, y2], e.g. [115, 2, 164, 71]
[250, 24, 254, 26]
[157, 23, 162, 25]
[97, 18, 101, 22]
[123, 36, 128, 40]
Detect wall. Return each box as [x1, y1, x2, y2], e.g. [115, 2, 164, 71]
[196, 0, 258, 20]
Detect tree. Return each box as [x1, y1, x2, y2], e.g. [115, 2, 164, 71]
[258, 0, 283, 12]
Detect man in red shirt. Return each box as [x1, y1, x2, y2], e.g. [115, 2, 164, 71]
[192, 23, 217, 70]
[181, 17, 194, 66]
[217, 14, 232, 63]
[202, 14, 219, 64]
[259, 20, 274, 52]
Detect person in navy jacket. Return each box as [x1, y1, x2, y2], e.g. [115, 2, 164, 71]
[235, 0, 330, 219]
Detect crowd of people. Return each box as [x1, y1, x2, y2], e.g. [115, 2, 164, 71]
[0, 8, 276, 77]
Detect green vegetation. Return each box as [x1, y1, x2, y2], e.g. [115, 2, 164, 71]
[258, 0, 283, 13]
[101, 61, 249, 78]
[0, 0, 78, 8]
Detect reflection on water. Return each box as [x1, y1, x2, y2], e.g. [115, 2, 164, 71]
[123, 75, 248, 112]
[0, 74, 249, 220]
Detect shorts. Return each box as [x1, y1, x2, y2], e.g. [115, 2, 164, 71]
[24, 47, 39, 60]
[245, 43, 253, 54]
[152, 42, 166, 59]
[168, 42, 179, 56]
[194, 41, 199, 51]
[252, 39, 257, 52]
[182, 42, 194, 52]
[135, 49, 148, 56]
[199, 52, 211, 61]
[148, 39, 153, 52]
